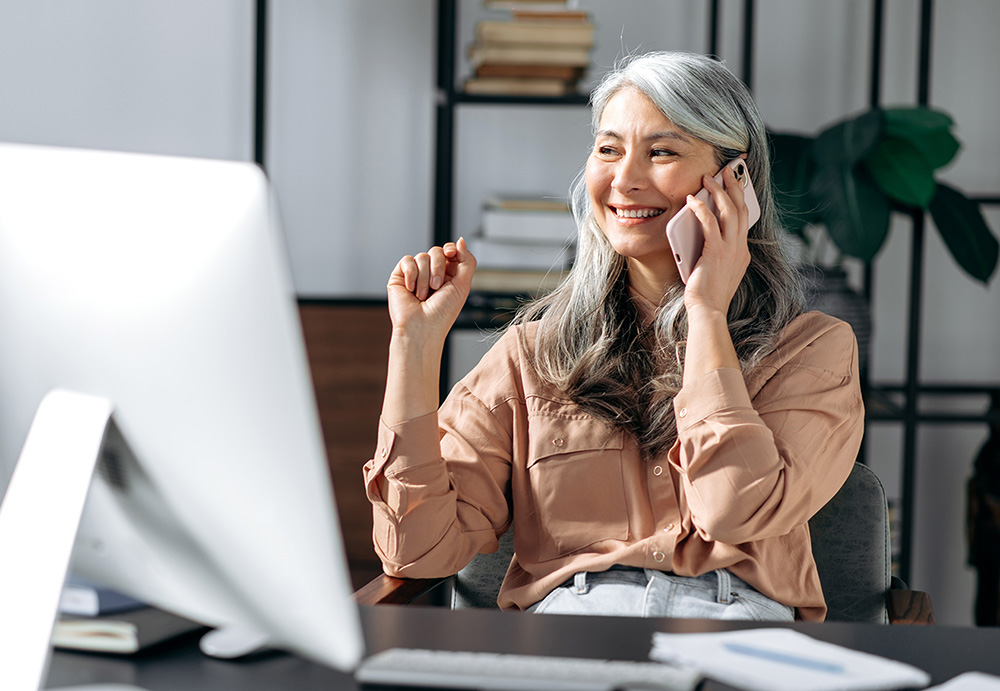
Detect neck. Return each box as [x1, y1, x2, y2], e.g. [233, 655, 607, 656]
[626, 256, 680, 304]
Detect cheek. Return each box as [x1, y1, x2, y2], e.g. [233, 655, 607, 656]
[584, 159, 609, 202]
[656, 172, 706, 214]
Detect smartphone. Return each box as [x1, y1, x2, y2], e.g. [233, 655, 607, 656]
[665, 157, 761, 283]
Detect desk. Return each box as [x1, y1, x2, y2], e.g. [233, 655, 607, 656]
[46, 605, 1000, 690]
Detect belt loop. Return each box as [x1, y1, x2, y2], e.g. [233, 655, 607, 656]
[573, 572, 589, 595]
[715, 569, 734, 604]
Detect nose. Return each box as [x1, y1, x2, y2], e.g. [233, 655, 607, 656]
[611, 152, 648, 193]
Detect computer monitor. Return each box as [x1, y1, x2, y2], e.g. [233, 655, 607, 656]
[0, 142, 364, 688]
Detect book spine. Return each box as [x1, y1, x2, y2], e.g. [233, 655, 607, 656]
[476, 22, 595, 46]
[464, 77, 572, 97]
[60, 582, 145, 616]
[482, 209, 576, 244]
[467, 238, 571, 271]
[469, 45, 591, 67]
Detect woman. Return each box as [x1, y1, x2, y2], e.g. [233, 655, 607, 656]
[364, 52, 863, 622]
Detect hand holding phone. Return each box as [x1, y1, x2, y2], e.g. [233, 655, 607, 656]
[665, 158, 761, 284]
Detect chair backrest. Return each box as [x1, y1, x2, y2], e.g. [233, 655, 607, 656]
[452, 462, 891, 623]
[451, 528, 512, 609]
[809, 462, 892, 623]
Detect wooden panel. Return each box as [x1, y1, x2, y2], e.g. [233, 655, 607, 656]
[887, 589, 936, 625]
[299, 302, 390, 589]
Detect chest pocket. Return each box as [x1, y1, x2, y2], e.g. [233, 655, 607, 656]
[526, 415, 628, 561]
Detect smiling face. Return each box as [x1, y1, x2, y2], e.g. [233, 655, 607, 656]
[585, 86, 719, 289]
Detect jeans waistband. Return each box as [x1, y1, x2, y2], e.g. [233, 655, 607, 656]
[558, 565, 655, 589]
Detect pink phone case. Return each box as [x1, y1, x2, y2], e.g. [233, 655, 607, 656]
[665, 158, 761, 283]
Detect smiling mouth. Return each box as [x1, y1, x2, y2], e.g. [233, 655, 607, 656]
[612, 206, 666, 219]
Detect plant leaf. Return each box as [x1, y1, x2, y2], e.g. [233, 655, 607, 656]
[928, 183, 999, 284]
[810, 163, 891, 261]
[883, 106, 953, 133]
[812, 108, 882, 167]
[864, 136, 937, 208]
[883, 107, 961, 170]
[769, 131, 818, 236]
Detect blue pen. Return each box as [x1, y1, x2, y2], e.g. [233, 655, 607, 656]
[722, 642, 846, 674]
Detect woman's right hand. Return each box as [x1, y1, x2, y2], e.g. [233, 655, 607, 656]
[386, 237, 477, 346]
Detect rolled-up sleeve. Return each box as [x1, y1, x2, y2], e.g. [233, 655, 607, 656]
[670, 318, 863, 545]
[363, 374, 515, 579]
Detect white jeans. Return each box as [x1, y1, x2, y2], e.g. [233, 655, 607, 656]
[527, 567, 794, 621]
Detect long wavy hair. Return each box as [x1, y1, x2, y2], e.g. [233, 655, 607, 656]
[513, 51, 804, 460]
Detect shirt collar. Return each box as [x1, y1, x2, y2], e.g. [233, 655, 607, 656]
[627, 285, 659, 325]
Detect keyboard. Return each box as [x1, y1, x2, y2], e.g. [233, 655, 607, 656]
[355, 647, 702, 691]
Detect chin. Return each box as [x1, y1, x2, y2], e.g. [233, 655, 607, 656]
[604, 235, 671, 261]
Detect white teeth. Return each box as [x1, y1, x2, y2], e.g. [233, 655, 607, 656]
[614, 207, 665, 219]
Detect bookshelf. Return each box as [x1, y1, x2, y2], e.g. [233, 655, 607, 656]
[432, 0, 592, 354]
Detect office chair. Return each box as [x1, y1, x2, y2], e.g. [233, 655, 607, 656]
[356, 462, 934, 624]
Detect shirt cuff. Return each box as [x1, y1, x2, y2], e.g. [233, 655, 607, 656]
[673, 367, 754, 433]
[369, 411, 442, 477]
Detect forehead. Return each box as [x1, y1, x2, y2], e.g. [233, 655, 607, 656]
[596, 87, 687, 140]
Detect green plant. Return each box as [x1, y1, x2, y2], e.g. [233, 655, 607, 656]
[769, 106, 999, 284]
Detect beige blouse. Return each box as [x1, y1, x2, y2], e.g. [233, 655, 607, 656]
[363, 310, 864, 621]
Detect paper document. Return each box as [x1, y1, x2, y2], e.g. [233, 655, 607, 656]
[650, 628, 930, 691]
[928, 672, 1000, 690]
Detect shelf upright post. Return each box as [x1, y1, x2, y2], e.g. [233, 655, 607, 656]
[898, 0, 935, 586]
[434, 0, 459, 400]
[868, 0, 884, 111]
[862, 0, 884, 372]
[707, 0, 721, 59]
[856, 0, 886, 470]
[254, 0, 268, 171]
[741, 0, 755, 91]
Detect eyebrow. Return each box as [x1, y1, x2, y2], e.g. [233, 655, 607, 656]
[595, 129, 694, 144]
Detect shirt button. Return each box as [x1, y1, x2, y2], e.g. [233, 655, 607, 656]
[664, 523, 674, 532]
[678, 407, 688, 418]
[380, 448, 387, 458]
[552, 438, 565, 448]
[652, 550, 666, 563]
[652, 465, 663, 477]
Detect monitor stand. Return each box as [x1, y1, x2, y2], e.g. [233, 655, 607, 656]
[0, 389, 152, 691]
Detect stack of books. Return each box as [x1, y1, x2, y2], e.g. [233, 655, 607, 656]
[464, 1, 595, 97]
[54, 575, 206, 654]
[468, 195, 575, 295]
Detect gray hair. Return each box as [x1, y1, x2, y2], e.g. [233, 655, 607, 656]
[515, 51, 804, 459]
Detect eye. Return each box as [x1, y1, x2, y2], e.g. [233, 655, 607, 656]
[651, 148, 678, 158]
[595, 145, 620, 158]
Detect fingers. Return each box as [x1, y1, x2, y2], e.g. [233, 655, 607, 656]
[685, 190, 720, 240]
[393, 247, 442, 300]
[722, 164, 750, 238]
[412, 251, 434, 300]
[388, 239, 476, 302]
[389, 255, 418, 292]
[685, 168, 750, 288]
[699, 166, 748, 238]
[449, 237, 477, 282]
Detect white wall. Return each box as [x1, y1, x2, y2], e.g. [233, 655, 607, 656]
[267, 0, 435, 297]
[1, 0, 997, 626]
[0, 1, 253, 160]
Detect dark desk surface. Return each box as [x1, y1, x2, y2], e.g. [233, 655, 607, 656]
[46, 605, 1000, 690]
